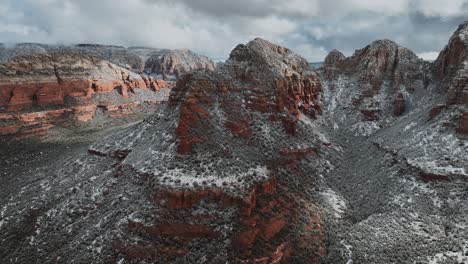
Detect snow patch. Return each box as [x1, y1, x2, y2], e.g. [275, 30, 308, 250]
[408, 159, 468, 176]
[340, 240, 353, 264]
[321, 189, 347, 218]
[350, 122, 380, 136]
[427, 250, 468, 264]
[403, 122, 417, 131]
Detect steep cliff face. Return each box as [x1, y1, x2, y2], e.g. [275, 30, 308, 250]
[433, 21, 468, 134]
[320, 39, 431, 136]
[320, 22, 467, 178]
[0, 52, 173, 138]
[433, 21, 468, 135]
[434, 21, 468, 105]
[144, 49, 215, 80]
[0, 38, 328, 263]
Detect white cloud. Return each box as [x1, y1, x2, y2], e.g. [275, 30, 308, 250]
[417, 52, 440, 61]
[413, 0, 467, 17]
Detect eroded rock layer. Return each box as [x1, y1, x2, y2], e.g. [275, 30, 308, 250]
[0, 52, 174, 137]
[434, 21, 468, 105]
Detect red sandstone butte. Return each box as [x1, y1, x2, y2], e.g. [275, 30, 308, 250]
[88, 38, 326, 263]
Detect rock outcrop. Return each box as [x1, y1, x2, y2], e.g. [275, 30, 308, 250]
[321, 49, 345, 80]
[431, 21, 468, 135]
[434, 21, 468, 105]
[317, 22, 468, 263]
[0, 52, 173, 138]
[320, 39, 431, 135]
[144, 49, 215, 80]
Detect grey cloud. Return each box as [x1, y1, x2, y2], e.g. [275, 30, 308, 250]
[1, 0, 467, 61]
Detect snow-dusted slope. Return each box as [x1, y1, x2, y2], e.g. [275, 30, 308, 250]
[319, 22, 468, 264]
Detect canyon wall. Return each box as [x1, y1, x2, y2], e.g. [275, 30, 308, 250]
[0, 51, 174, 138]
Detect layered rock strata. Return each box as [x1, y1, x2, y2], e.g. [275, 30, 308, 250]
[0, 52, 173, 137]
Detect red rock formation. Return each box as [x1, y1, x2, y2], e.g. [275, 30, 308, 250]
[87, 38, 326, 263]
[429, 104, 447, 119]
[225, 120, 252, 138]
[434, 21, 468, 104]
[393, 92, 406, 116]
[0, 52, 175, 138]
[322, 49, 345, 80]
[433, 21, 468, 135]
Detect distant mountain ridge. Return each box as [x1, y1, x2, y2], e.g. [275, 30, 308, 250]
[0, 43, 215, 80]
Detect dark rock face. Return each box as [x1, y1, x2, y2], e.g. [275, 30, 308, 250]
[434, 21, 468, 105]
[323, 39, 428, 87]
[456, 111, 468, 134]
[432, 21, 468, 135]
[321, 49, 345, 79]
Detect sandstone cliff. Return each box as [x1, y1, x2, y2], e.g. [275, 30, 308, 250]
[434, 21, 468, 105]
[317, 22, 468, 263]
[0, 51, 173, 138]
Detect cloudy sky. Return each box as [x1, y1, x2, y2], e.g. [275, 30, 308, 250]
[1, 0, 467, 61]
